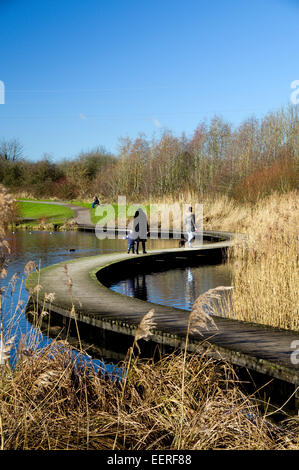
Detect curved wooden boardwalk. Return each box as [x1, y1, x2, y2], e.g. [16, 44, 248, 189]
[25, 231, 299, 401]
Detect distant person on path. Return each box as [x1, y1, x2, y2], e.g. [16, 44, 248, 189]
[92, 196, 99, 209]
[133, 208, 149, 254]
[184, 206, 197, 248]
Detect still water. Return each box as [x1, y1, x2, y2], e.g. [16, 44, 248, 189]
[1, 230, 231, 367]
[109, 264, 232, 311]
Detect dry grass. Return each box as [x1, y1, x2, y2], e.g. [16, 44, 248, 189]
[148, 191, 298, 331]
[0, 279, 298, 450]
[0, 184, 15, 271]
[204, 192, 298, 331]
[0, 335, 298, 450]
[0, 187, 298, 449]
[1, 272, 298, 450]
[146, 192, 248, 233]
[226, 191, 299, 330]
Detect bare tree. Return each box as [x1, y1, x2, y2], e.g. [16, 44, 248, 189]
[0, 138, 23, 161]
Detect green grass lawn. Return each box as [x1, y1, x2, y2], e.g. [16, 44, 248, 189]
[16, 198, 152, 227]
[17, 201, 74, 225]
[16, 199, 129, 226]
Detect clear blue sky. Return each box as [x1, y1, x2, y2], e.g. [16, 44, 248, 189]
[0, 0, 298, 161]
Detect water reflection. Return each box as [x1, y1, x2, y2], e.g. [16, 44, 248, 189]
[109, 263, 232, 311]
[185, 268, 195, 307]
[127, 274, 148, 301]
[0, 230, 185, 367]
[2, 230, 231, 367]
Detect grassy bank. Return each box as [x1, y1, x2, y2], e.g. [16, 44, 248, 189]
[15, 201, 75, 229]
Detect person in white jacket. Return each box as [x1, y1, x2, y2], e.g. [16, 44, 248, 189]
[184, 206, 197, 248]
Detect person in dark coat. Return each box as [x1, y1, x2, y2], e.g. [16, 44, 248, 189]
[92, 196, 99, 209]
[133, 208, 149, 254]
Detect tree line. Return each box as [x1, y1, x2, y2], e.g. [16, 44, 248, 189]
[0, 105, 298, 202]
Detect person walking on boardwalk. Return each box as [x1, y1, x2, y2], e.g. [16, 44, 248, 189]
[184, 206, 197, 248]
[133, 208, 149, 254]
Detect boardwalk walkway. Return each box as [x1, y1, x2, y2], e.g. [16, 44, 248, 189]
[25, 237, 299, 391]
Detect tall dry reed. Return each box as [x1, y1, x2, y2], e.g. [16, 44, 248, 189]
[0, 184, 15, 273]
[149, 191, 298, 331]
[0, 264, 299, 449]
[0, 187, 298, 448]
[0, 334, 298, 450]
[227, 191, 299, 330]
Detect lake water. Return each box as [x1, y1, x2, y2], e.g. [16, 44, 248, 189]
[1, 230, 231, 368]
[109, 264, 232, 311]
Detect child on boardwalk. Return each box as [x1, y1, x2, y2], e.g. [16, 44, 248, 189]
[124, 230, 137, 254]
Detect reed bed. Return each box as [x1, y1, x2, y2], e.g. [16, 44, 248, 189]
[0, 266, 298, 450]
[149, 191, 298, 331]
[0, 184, 15, 272]
[1, 186, 298, 449]
[227, 191, 299, 330]
[0, 336, 298, 451]
[0, 275, 298, 451]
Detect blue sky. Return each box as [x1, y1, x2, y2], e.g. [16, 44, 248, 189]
[0, 0, 298, 161]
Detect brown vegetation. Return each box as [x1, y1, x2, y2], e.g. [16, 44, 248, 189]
[1, 106, 298, 202]
[0, 333, 298, 450]
[0, 184, 15, 272]
[227, 191, 299, 330]
[152, 191, 298, 331]
[0, 189, 298, 449]
[0, 104, 298, 449]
